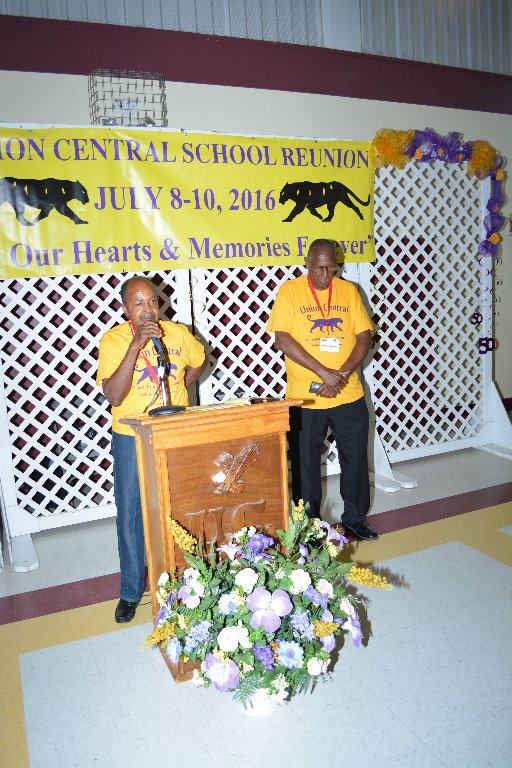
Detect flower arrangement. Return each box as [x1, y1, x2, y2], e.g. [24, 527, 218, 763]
[144, 501, 390, 707]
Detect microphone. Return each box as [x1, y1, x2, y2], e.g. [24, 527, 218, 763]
[148, 334, 185, 417]
[152, 336, 166, 365]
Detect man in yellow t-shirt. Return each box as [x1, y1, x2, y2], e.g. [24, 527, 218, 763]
[96, 276, 207, 622]
[267, 239, 378, 541]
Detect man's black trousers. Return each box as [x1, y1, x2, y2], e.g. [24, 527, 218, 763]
[289, 396, 370, 524]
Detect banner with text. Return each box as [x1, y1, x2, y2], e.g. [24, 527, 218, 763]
[0, 127, 375, 279]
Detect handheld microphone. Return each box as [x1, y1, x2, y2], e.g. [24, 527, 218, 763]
[148, 334, 185, 417]
[152, 336, 166, 365]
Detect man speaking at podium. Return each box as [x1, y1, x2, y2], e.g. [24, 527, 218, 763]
[267, 239, 377, 542]
[96, 276, 207, 623]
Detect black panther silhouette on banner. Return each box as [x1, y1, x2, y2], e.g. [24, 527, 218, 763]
[0, 177, 89, 226]
[279, 180, 370, 222]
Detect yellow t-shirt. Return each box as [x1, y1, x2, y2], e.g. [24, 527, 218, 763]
[96, 321, 205, 435]
[266, 275, 372, 409]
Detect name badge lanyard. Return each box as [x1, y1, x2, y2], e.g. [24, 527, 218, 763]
[129, 321, 162, 410]
[307, 275, 332, 322]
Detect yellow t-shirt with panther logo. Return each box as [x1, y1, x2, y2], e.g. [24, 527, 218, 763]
[96, 321, 205, 435]
[267, 275, 372, 409]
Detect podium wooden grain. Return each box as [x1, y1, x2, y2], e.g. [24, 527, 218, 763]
[121, 399, 300, 682]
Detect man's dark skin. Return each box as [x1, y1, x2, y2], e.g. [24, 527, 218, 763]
[273, 244, 371, 399]
[102, 277, 207, 407]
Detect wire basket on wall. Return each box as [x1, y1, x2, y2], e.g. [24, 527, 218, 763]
[88, 68, 168, 127]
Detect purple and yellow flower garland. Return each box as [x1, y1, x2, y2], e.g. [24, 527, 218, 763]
[371, 127, 506, 353]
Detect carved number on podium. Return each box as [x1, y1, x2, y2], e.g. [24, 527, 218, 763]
[211, 441, 260, 494]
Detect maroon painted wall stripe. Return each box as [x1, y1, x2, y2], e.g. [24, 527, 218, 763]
[0, 15, 510, 114]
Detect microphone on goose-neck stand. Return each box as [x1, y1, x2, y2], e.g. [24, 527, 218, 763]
[148, 335, 185, 417]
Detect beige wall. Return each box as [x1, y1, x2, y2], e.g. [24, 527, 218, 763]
[1, 70, 510, 395]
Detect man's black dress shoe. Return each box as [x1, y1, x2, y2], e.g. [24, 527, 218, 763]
[343, 521, 379, 541]
[115, 599, 139, 623]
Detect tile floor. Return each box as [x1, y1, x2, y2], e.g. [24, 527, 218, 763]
[2, 447, 512, 768]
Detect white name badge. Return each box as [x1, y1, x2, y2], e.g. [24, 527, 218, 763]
[320, 337, 340, 352]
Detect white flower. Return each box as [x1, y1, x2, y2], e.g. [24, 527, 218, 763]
[183, 568, 200, 582]
[269, 673, 289, 702]
[247, 526, 256, 537]
[275, 568, 285, 580]
[217, 621, 253, 652]
[316, 578, 334, 598]
[307, 657, 328, 676]
[235, 567, 259, 594]
[289, 568, 312, 595]
[340, 597, 356, 617]
[191, 669, 206, 687]
[157, 572, 169, 586]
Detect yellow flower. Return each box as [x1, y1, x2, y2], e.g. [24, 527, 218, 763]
[293, 499, 306, 521]
[213, 648, 226, 661]
[489, 233, 500, 244]
[414, 148, 424, 160]
[142, 622, 176, 648]
[467, 140, 497, 180]
[177, 614, 188, 630]
[313, 620, 339, 637]
[348, 565, 391, 590]
[326, 541, 338, 558]
[167, 517, 197, 554]
[371, 128, 415, 169]
[495, 169, 505, 180]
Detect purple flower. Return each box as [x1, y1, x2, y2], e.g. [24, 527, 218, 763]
[203, 653, 240, 692]
[277, 640, 304, 669]
[156, 606, 166, 624]
[247, 533, 274, 554]
[247, 588, 293, 632]
[319, 521, 349, 546]
[253, 644, 275, 671]
[344, 615, 362, 648]
[304, 585, 329, 609]
[298, 544, 309, 564]
[290, 611, 315, 641]
[166, 637, 182, 665]
[184, 620, 211, 653]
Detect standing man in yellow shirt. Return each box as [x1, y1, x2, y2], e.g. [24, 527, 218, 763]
[267, 239, 378, 541]
[97, 276, 208, 622]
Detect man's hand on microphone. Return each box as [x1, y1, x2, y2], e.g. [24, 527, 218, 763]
[131, 319, 162, 351]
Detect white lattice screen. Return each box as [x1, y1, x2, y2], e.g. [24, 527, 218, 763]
[0, 270, 180, 519]
[0, 159, 492, 538]
[367, 162, 486, 461]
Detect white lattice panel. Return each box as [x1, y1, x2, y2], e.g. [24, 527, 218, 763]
[193, 265, 304, 403]
[0, 160, 492, 531]
[0, 270, 180, 518]
[367, 161, 486, 460]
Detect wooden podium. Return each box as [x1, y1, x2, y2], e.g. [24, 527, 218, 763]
[121, 398, 300, 681]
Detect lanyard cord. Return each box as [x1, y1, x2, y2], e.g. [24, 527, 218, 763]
[307, 276, 332, 319]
